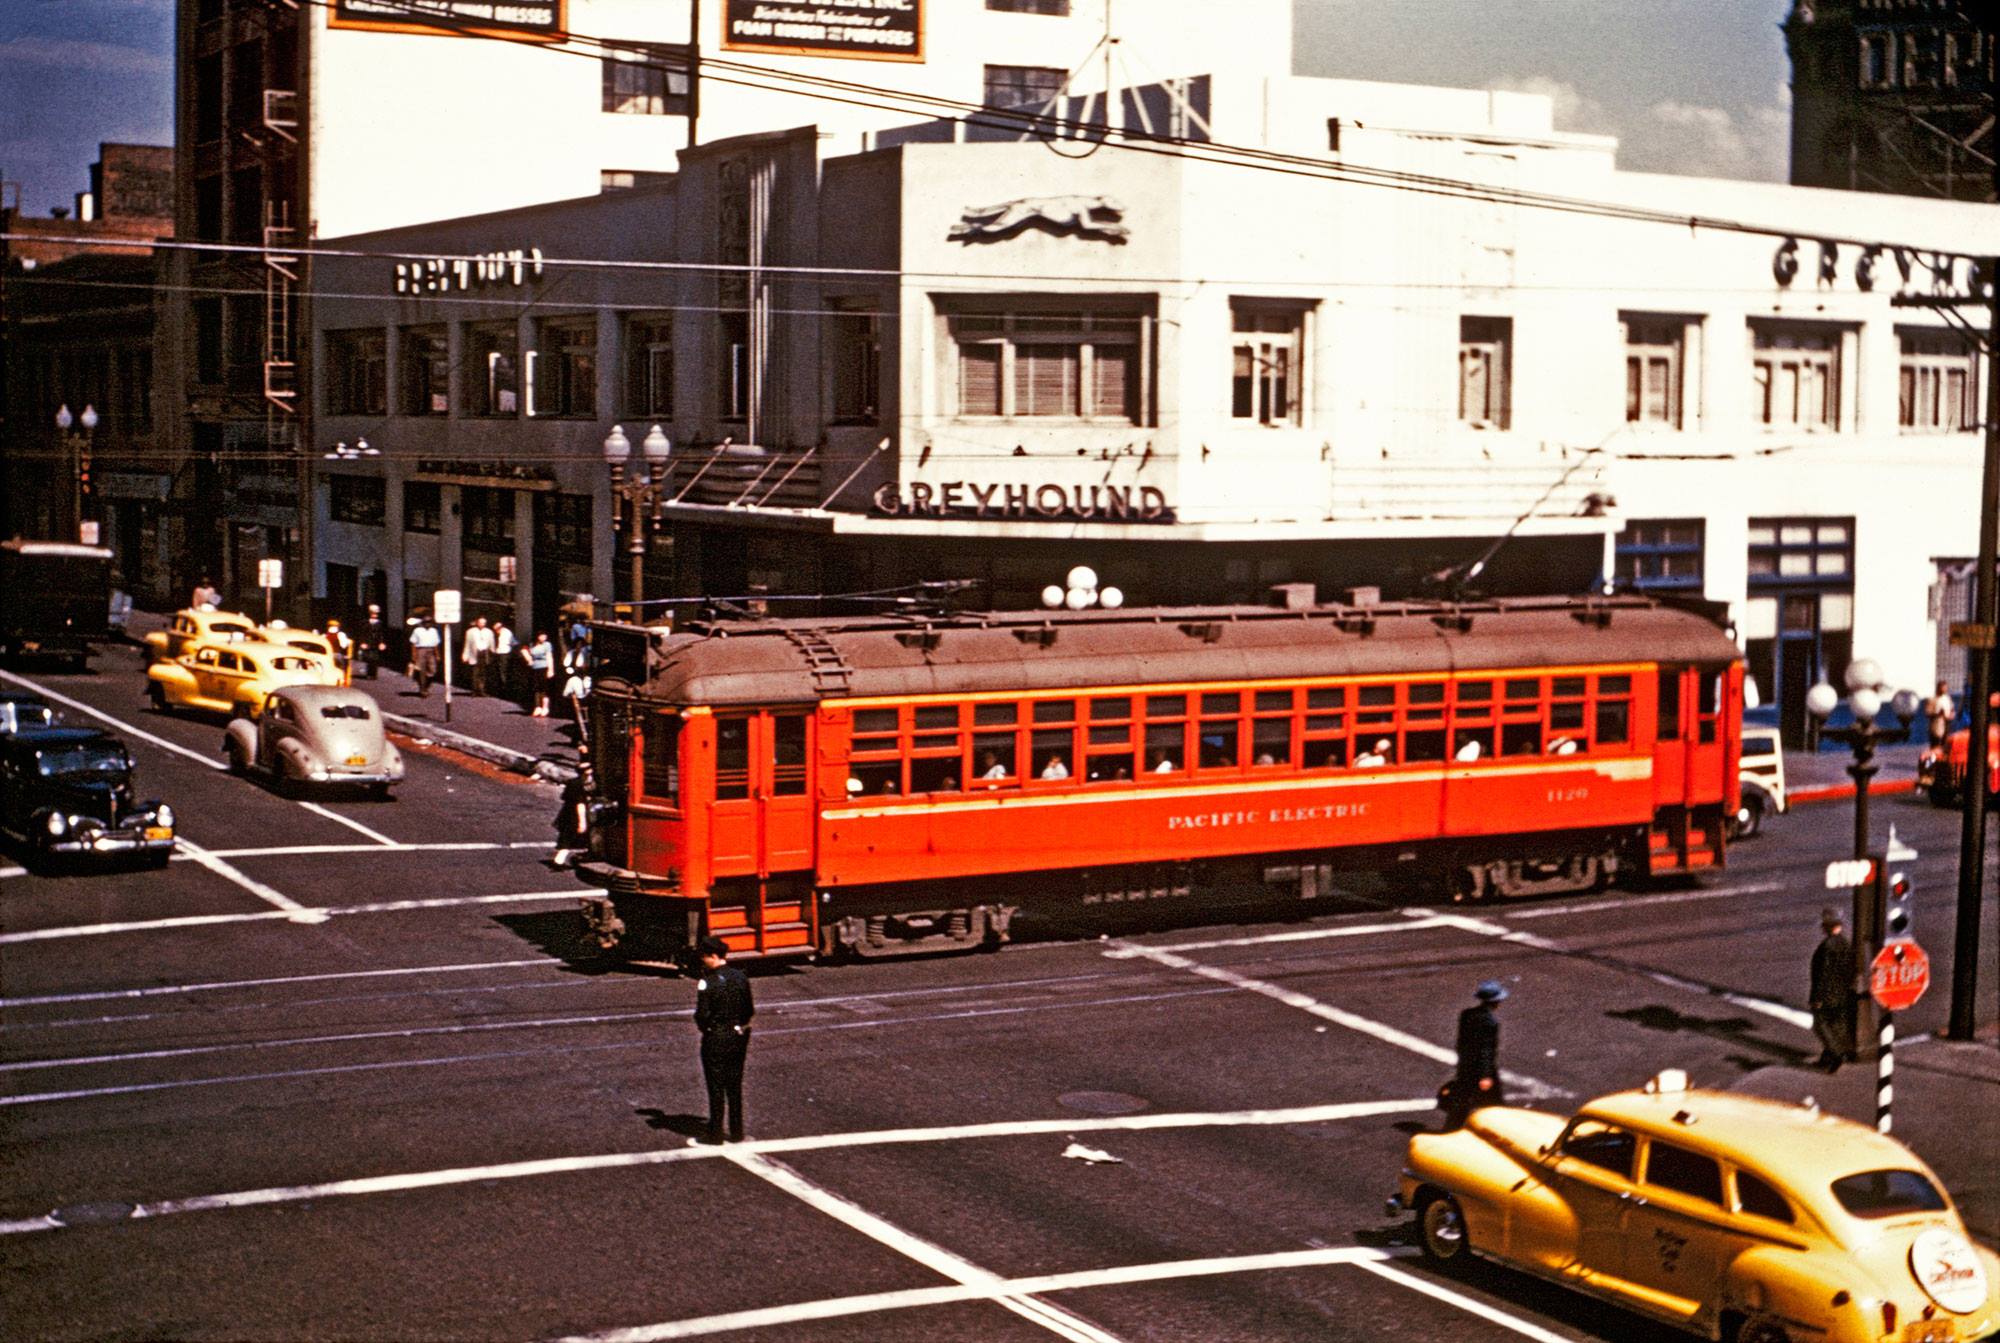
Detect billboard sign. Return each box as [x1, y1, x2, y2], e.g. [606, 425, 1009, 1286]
[722, 0, 923, 62]
[331, 1, 566, 41]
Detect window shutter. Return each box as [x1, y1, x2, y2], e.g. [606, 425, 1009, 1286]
[1016, 344, 1075, 416]
[1091, 343, 1132, 419]
[960, 344, 1001, 415]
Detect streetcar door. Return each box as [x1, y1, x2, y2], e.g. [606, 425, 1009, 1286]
[708, 710, 813, 878]
[1653, 665, 1691, 803]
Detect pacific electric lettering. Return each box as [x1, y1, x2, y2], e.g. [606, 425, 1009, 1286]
[872, 481, 1172, 522]
[1169, 802, 1371, 831]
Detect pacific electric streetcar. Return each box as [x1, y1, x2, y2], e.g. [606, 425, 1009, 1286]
[576, 594, 1742, 961]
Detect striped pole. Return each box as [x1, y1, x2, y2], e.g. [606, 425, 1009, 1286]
[1876, 1012, 1895, 1134]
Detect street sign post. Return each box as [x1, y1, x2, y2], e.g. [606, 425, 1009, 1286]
[1867, 938, 1930, 1135]
[257, 558, 284, 624]
[434, 588, 461, 724]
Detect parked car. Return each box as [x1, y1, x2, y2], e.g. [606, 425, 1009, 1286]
[0, 689, 57, 735]
[147, 639, 330, 718]
[255, 624, 349, 685]
[1920, 718, 1999, 809]
[0, 726, 175, 866]
[224, 685, 401, 796]
[144, 607, 260, 665]
[1389, 1071, 1998, 1343]
[1731, 727, 1786, 838]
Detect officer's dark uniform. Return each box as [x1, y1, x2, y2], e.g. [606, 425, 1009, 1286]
[1809, 917, 1856, 1069]
[1444, 993, 1504, 1130]
[695, 948, 754, 1143]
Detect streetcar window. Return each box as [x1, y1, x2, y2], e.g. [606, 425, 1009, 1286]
[1405, 729, 1447, 762]
[1255, 690, 1292, 712]
[641, 714, 680, 804]
[1146, 694, 1187, 717]
[1306, 687, 1345, 709]
[1030, 730, 1073, 779]
[772, 715, 808, 796]
[1551, 701, 1586, 731]
[1697, 671, 1722, 744]
[1090, 697, 1131, 720]
[1457, 680, 1492, 702]
[854, 708, 898, 735]
[1144, 722, 1185, 772]
[1198, 721, 1239, 769]
[1201, 692, 1240, 715]
[1553, 676, 1587, 697]
[1505, 678, 1540, 701]
[1358, 684, 1395, 707]
[1306, 714, 1344, 732]
[1501, 721, 1542, 755]
[1658, 670, 1684, 741]
[1303, 737, 1347, 769]
[973, 733, 1017, 781]
[915, 705, 959, 731]
[1252, 717, 1292, 766]
[716, 717, 751, 800]
[850, 760, 900, 795]
[1086, 722, 1135, 781]
[1410, 682, 1445, 705]
[1599, 674, 1631, 695]
[1453, 727, 1493, 760]
[1596, 699, 1630, 745]
[974, 702, 1017, 727]
[1033, 699, 1076, 724]
[910, 756, 958, 793]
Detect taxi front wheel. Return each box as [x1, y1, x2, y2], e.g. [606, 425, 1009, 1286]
[1419, 1192, 1470, 1270]
[1733, 1317, 1791, 1343]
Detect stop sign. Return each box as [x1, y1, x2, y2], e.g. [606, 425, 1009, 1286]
[1871, 941, 1932, 1013]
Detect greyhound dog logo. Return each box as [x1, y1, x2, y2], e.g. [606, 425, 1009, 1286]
[948, 195, 1130, 244]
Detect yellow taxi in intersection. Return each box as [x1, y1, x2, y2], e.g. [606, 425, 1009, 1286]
[147, 638, 335, 719]
[143, 607, 260, 665]
[1391, 1072, 1998, 1342]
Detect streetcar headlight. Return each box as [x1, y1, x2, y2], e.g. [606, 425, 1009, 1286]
[45, 812, 67, 837]
[155, 804, 175, 830]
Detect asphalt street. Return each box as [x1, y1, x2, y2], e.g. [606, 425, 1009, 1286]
[2, 639, 1997, 1342]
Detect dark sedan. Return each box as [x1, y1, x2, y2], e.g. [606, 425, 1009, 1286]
[0, 726, 176, 867]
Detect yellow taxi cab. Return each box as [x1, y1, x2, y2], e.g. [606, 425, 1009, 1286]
[1389, 1071, 1998, 1342]
[256, 623, 349, 685]
[144, 607, 259, 665]
[146, 638, 334, 718]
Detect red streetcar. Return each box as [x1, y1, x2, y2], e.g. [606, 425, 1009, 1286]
[577, 595, 1742, 961]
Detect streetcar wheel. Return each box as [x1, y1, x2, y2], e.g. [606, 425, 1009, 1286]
[1732, 795, 1764, 839]
[1419, 1192, 1471, 1270]
[1734, 1315, 1791, 1343]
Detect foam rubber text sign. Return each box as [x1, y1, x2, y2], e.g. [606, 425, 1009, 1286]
[1869, 940, 1930, 1012]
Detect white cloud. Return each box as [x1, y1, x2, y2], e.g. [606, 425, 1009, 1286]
[1486, 73, 1789, 183]
[0, 35, 168, 78]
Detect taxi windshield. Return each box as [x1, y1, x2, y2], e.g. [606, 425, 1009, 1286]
[37, 744, 128, 777]
[270, 656, 315, 671]
[214, 621, 255, 640]
[1830, 1169, 1948, 1219]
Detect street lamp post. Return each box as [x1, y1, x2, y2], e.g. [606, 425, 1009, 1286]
[55, 404, 99, 543]
[1806, 660, 1921, 1060]
[603, 424, 671, 615]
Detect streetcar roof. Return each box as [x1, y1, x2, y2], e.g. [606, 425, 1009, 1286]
[594, 596, 1740, 707]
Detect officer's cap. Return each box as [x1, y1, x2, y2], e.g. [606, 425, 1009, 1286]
[696, 935, 729, 959]
[1475, 980, 1509, 1003]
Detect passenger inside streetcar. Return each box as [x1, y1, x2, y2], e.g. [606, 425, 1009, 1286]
[1148, 749, 1179, 772]
[1454, 737, 1483, 761]
[977, 750, 1010, 780]
[1039, 754, 1070, 780]
[1354, 738, 1393, 767]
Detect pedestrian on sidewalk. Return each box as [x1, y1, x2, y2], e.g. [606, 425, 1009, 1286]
[190, 576, 222, 610]
[408, 615, 442, 696]
[1926, 681, 1956, 752]
[359, 604, 389, 680]
[551, 764, 591, 868]
[524, 631, 556, 716]
[463, 616, 495, 696]
[692, 936, 753, 1144]
[1441, 980, 1507, 1130]
[492, 622, 519, 703]
[325, 618, 354, 683]
[1809, 908, 1856, 1071]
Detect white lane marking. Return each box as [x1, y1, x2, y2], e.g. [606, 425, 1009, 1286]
[193, 841, 544, 858]
[1427, 912, 1816, 1032]
[0, 670, 224, 772]
[0, 958, 556, 1008]
[172, 838, 314, 916]
[1349, 1256, 1580, 1343]
[1108, 939, 1566, 1101]
[295, 801, 398, 846]
[1499, 881, 1787, 919]
[0, 1098, 1432, 1238]
[1104, 917, 1454, 956]
[727, 1149, 1123, 1343]
[0, 866, 26, 879]
[0, 889, 583, 944]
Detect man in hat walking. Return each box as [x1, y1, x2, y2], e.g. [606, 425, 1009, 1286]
[1443, 980, 1508, 1130]
[692, 936, 753, 1144]
[1809, 908, 1856, 1071]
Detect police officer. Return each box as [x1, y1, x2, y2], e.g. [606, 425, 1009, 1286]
[1443, 980, 1507, 1130]
[1809, 908, 1856, 1071]
[693, 936, 753, 1143]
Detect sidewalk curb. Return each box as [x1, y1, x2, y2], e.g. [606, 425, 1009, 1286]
[382, 712, 577, 783]
[1789, 779, 1918, 806]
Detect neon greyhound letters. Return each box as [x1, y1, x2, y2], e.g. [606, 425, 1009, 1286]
[873, 481, 1172, 522]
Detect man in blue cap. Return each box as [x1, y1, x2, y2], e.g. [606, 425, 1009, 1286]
[1443, 979, 1508, 1130]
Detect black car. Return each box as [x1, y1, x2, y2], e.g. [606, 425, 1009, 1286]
[0, 727, 176, 866]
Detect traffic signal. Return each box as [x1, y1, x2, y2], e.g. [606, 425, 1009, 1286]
[1882, 870, 1914, 942]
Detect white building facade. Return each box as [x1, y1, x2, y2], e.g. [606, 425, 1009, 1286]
[307, 70, 2000, 743]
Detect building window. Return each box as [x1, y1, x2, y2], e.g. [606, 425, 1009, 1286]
[1859, 30, 1893, 87]
[403, 482, 442, 535]
[228, 165, 263, 244]
[194, 175, 223, 243]
[1231, 303, 1307, 426]
[328, 474, 386, 527]
[829, 310, 882, 423]
[602, 46, 689, 115]
[1458, 316, 1511, 429]
[1748, 518, 1853, 585]
[624, 317, 674, 418]
[987, 0, 1069, 11]
[535, 492, 594, 563]
[195, 54, 223, 144]
[949, 309, 1146, 423]
[601, 169, 673, 191]
[720, 311, 750, 420]
[194, 300, 224, 383]
[326, 329, 387, 416]
[463, 324, 519, 417]
[985, 64, 1065, 108]
[1623, 315, 1689, 428]
[1899, 328, 1976, 433]
[532, 318, 596, 418]
[1615, 519, 1704, 591]
[1751, 323, 1840, 431]
[400, 326, 449, 416]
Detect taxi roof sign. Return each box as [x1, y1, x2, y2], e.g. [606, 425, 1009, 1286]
[1825, 858, 1876, 889]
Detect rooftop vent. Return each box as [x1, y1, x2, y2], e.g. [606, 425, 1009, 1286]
[1345, 586, 1381, 607]
[1269, 582, 1316, 611]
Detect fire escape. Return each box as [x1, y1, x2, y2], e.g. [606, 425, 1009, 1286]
[257, 85, 299, 455]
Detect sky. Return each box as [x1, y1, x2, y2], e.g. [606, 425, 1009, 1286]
[0, 0, 1794, 219]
